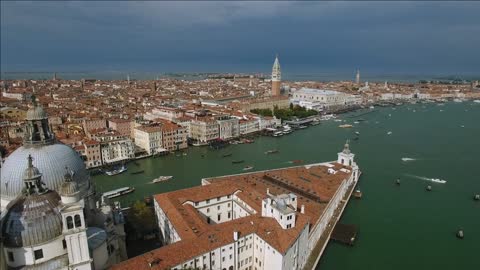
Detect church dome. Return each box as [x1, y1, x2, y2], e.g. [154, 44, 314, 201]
[0, 144, 90, 201]
[2, 191, 63, 247]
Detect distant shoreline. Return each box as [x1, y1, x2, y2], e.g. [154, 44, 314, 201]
[1, 71, 479, 83]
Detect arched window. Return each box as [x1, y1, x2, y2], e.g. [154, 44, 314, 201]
[74, 214, 82, 228]
[341, 158, 344, 164]
[349, 160, 352, 166]
[66, 216, 73, 229]
[229, 266, 234, 270]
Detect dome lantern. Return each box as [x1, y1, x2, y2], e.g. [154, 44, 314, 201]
[22, 154, 46, 195]
[24, 95, 55, 146]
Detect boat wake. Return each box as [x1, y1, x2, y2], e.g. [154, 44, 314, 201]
[401, 157, 416, 162]
[405, 174, 447, 184]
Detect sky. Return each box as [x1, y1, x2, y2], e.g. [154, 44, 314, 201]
[1, 1, 480, 76]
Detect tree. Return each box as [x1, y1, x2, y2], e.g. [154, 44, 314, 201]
[129, 201, 156, 235]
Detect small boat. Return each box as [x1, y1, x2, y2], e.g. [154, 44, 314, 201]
[265, 149, 279, 154]
[103, 187, 135, 199]
[222, 153, 232, 157]
[131, 170, 144, 175]
[354, 131, 360, 135]
[456, 229, 464, 239]
[273, 131, 284, 137]
[387, 131, 392, 135]
[354, 121, 360, 124]
[152, 176, 173, 183]
[339, 124, 353, 128]
[401, 157, 415, 162]
[426, 185, 432, 191]
[105, 165, 127, 176]
[353, 189, 362, 199]
[232, 160, 245, 164]
[473, 100, 480, 103]
[243, 166, 254, 171]
[430, 178, 447, 184]
[396, 178, 401, 185]
[473, 194, 480, 201]
[369, 106, 375, 109]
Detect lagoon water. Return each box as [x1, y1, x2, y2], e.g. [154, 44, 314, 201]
[93, 102, 480, 269]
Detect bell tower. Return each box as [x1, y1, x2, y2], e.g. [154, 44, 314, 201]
[60, 170, 93, 270]
[271, 54, 281, 96]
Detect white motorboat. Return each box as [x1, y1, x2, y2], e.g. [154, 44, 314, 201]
[430, 178, 447, 184]
[152, 176, 173, 183]
[105, 165, 127, 176]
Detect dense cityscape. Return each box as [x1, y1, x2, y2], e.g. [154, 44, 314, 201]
[1, 1, 480, 270]
[2, 56, 479, 166]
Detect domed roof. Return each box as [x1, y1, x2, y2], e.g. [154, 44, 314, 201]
[2, 191, 63, 247]
[1, 143, 90, 201]
[59, 169, 80, 196]
[26, 105, 48, 120]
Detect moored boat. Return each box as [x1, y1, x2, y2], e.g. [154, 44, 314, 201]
[131, 170, 144, 175]
[232, 160, 245, 164]
[339, 124, 353, 128]
[265, 149, 279, 154]
[272, 131, 284, 137]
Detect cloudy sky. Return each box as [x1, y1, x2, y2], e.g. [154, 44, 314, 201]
[1, 1, 479, 75]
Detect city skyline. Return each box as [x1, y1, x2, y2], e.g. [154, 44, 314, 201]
[1, 1, 480, 74]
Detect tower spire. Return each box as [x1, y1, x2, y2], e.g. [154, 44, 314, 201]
[271, 54, 281, 96]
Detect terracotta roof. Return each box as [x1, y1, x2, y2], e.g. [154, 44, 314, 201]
[112, 162, 352, 270]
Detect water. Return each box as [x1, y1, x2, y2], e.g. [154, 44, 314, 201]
[93, 102, 480, 269]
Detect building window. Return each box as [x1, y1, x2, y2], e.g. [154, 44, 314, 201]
[34, 249, 44, 260]
[207, 208, 210, 213]
[74, 214, 82, 227]
[66, 216, 73, 229]
[217, 205, 221, 210]
[7, 251, 14, 262]
[63, 239, 67, 249]
[206, 199, 210, 204]
[217, 197, 221, 201]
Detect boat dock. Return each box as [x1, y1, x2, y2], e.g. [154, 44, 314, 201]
[331, 224, 358, 246]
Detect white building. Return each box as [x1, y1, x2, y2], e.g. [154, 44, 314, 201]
[144, 106, 185, 122]
[134, 126, 163, 155]
[291, 88, 361, 111]
[216, 116, 239, 140]
[1, 101, 127, 270]
[111, 142, 361, 270]
[93, 133, 135, 164]
[189, 117, 220, 145]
